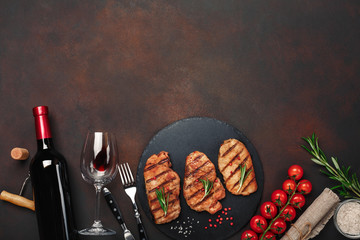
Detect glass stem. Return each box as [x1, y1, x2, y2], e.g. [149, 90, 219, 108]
[93, 184, 103, 227]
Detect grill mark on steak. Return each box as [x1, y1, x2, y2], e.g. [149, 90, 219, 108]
[186, 188, 203, 201]
[221, 141, 239, 157]
[242, 176, 256, 191]
[148, 176, 177, 193]
[144, 158, 170, 172]
[145, 170, 171, 183]
[227, 155, 250, 179]
[149, 187, 178, 203]
[226, 164, 241, 181]
[187, 180, 221, 207]
[221, 147, 245, 172]
[184, 160, 210, 178]
[191, 186, 224, 208]
[209, 200, 219, 209]
[151, 199, 178, 213]
[238, 154, 250, 167]
[226, 155, 250, 184]
[230, 169, 255, 191]
[192, 191, 214, 207]
[153, 200, 180, 221]
[184, 169, 214, 190]
[192, 153, 204, 163]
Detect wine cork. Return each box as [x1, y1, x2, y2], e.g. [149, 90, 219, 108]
[11, 148, 29, 160]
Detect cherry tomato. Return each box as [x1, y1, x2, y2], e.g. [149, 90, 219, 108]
[260, 231, 276, 240]
[280, 205, 296, 221]
[260, 201, 278, 219]
[241, 230, 259, 240]
[290, 193, 306, 209]
[288, 165, 303, 181]
[297, 179, 312, 195]
[250, 215, 268, 233]
[271, 190, 288, 207]
[282, 179, 297, 194]
[270, 218, 287, 234]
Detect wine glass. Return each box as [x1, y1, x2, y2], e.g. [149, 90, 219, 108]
[79, 131, 118, 236]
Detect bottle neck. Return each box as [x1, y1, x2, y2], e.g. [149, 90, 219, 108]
[34, 114, 54, 150]
[37, 138, 55, 150]
[34, 114, 52, 140]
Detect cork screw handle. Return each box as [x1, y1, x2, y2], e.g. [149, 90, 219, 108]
[0, 190, 35, 211]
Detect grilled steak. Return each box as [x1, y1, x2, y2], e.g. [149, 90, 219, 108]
[183, 151, 226, 214]
[218, 139, 257, 195]
[144, 151, 181, 224]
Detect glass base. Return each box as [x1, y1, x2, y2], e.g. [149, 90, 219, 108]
[78, 221, 116, 236]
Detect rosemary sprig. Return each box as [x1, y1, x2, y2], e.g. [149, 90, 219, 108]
[199, 178, 213, 201]
[302, 133, 360, 199]
[155, 187, 170, 216]
[237, 164, 253, 193]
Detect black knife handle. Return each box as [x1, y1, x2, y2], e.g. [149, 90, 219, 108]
[133, 202, 148, 240]
[103, 188, 125, 226]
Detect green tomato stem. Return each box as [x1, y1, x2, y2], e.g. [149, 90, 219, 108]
[259, 182, 300, 240]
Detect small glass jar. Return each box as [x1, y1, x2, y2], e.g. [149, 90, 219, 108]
[334, 199, 360, 239]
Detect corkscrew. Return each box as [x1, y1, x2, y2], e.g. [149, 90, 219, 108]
[0, 171, 34, 211]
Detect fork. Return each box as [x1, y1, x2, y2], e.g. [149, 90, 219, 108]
[118, 163, 149, 240]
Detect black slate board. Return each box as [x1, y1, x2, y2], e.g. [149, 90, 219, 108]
[136, 117, 264, 240]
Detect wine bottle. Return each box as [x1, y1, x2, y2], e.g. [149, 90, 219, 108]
[30, 106, 77, 240]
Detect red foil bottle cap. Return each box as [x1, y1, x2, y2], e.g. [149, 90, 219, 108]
[33, 106, 48, 116]
[33, 106, 52, 140]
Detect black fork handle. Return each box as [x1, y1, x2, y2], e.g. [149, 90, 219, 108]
[133, 202, 148, 240]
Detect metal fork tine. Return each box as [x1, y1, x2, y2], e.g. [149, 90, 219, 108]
[126, 163, 134, 183]
[123, 163, 131, 185]
[120, 164, 129, 185]
[118, 165, 125, 185]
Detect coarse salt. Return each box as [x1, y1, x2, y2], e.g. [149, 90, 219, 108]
[170, 218, 196, 238]
[336, 201, 360, 236]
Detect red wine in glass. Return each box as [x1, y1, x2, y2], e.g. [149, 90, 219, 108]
[93, 147, 109, 171]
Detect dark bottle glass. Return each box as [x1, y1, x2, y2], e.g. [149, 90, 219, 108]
[30, 106, 77, 240]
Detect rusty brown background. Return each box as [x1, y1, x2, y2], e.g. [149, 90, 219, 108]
[0, 0, 359, 239]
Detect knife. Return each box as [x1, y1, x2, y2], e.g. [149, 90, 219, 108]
[103, 187, 135, 240]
